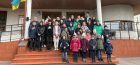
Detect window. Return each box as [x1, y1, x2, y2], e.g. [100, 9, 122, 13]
[104, 21, 133, 31]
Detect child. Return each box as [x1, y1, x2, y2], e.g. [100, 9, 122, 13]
[80, 36, 88, 62]
[105, 39, 113, 62]
[70, 35, 81, 62]
[60, 36, 69, 63]
[89, 35, 97, 63]
[97, 35, 104, 62]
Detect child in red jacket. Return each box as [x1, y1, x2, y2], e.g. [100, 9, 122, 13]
[70, 35, 81, 62]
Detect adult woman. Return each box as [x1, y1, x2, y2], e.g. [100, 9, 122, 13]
[53, 21, 61, 50]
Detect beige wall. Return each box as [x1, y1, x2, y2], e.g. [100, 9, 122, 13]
[93, 5, 134, 21]
[0, 5, 134, 27]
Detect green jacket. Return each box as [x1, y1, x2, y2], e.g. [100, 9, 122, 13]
[61, 30, 70, 41]
[93, 25, 104, 35]
[97, 39, 104, 50]
[73, 21, 80, 29]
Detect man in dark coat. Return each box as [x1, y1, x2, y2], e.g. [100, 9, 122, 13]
[28, 21, 38, 51]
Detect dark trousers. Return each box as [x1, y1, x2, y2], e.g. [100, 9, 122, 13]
[107, 54, 112, 60]
[37, 36, 44, 51]
[82, 52, 87, 59]
[29, 38, 36, 51]
[46, 36, 53, 50]
[90, 50, 96, 62]
[73, 52, 78, 62]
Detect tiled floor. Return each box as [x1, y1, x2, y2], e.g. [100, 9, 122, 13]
[118, 57, 140, 65]
[0, 61, 11, 65]
[1, 57, 140, 65]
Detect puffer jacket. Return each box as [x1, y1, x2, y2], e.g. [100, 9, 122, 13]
[70, 38, 81, 52]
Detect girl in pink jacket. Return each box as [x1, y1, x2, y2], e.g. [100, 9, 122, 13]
[70, 35, 81, 62]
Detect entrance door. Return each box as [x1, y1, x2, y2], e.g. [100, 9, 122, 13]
[67, 12, 85, 18]
[0, 11, 7, 31]
[42, 12, 62, 19]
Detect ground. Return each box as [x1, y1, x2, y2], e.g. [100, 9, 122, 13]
[0, 57, 140, 65]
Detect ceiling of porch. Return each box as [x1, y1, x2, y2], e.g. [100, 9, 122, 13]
[0, 0, 140, 14]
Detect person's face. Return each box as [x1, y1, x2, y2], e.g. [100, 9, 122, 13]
[92, 17, 95, 19]
[56, 17, 60, 20]
[71, 15, 74, 19]
[88, 21, 91, 24]
[65, 28, 68, 31]
[40, 22, 43, 26]
[77, 16, 80, 19]
[70, 23, 73, 26]
[32, 22, 36, 26]
[63, 36, 66, 39]
[77, 32, 80, 35]
[48, 22, 51, 25]
[97, 22, 100, 25]
[68, 18, 71, 21]
[55, 22, 59, 25]
[33, 17, 38, 21]
[62, 16, 66, 19]
[83, 22, 86, 26]
[63, 24, 66, 27]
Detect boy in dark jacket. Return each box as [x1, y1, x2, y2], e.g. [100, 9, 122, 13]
[80, 36, 89, 62]
[60, 36, 69, 63]
[89, 35, 97, 63]
[105, 39, 113, 62]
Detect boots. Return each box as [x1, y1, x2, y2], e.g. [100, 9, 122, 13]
[107, 58, 112, 63]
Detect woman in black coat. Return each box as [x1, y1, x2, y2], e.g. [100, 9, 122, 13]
[45, 21, 53, 50]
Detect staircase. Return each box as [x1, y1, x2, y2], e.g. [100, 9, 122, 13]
[11, 42, 118, 65]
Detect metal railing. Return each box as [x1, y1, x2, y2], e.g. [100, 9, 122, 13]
[0, 22, 140, 42]
[0, 24, 23, 42]
[104, 22, 140, 40]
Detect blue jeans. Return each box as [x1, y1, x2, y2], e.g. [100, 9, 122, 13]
[82, 52, 87, 59]
[97, 49, 103, 60]
[62, 52, 68, 60]
[73, 52, 78, 61]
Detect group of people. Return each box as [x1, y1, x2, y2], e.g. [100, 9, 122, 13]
[28, 14, 113, 63]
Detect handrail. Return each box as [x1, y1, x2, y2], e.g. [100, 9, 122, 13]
[0, 24, 23, 42]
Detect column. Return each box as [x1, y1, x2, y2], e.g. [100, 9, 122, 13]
[24, 0, 32, 39]
[96, 0, 103, 24]
[62, 10, 66, 16]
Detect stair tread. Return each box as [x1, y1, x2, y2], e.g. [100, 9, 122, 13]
[12, 59, 118, 64]
[11, 48, 119, 65]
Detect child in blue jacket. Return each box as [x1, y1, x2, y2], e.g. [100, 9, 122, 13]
[105, 39, 113, 62]
[60, 36, 69, 63]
